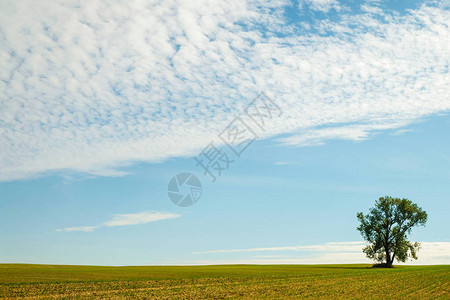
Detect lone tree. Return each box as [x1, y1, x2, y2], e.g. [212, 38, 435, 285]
[357, 196, 427, 267]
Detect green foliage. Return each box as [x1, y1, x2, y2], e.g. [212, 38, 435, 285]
[357, 196, 427, 267]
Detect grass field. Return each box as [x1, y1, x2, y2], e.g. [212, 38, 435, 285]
[0, 264, 449, 299]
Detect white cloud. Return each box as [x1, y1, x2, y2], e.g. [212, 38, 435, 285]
[55, 226, 97, 232]
[56, 211, 180, 232]
[275, 161, 296, 165]
[194, 241, 366, 254]
[278, 121, 409, 147]
[193, 241, 450, 265]
[189, 252, 368, 265]
[390, 129, 414, 136]
[0, 1, 449, 181]
[103, 211, 181, 227]
[361, 4, 384, 14]
[299, 0, 341, 12]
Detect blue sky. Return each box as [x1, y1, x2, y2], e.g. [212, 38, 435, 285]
[1, 113, 449, 265]
[0, 0, 449, 265]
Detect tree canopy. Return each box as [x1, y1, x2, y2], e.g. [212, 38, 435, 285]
[357, 196, 427, 267]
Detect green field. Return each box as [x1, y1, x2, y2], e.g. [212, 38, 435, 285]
[0, 264, 449, 299]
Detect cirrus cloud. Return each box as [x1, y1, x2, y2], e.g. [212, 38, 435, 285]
[55, 211, 180, 232]
[192, 241, 450, 265]
[0, 0, 449, 181]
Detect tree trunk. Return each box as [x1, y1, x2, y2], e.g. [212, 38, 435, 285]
[385, 249, 392, 267]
